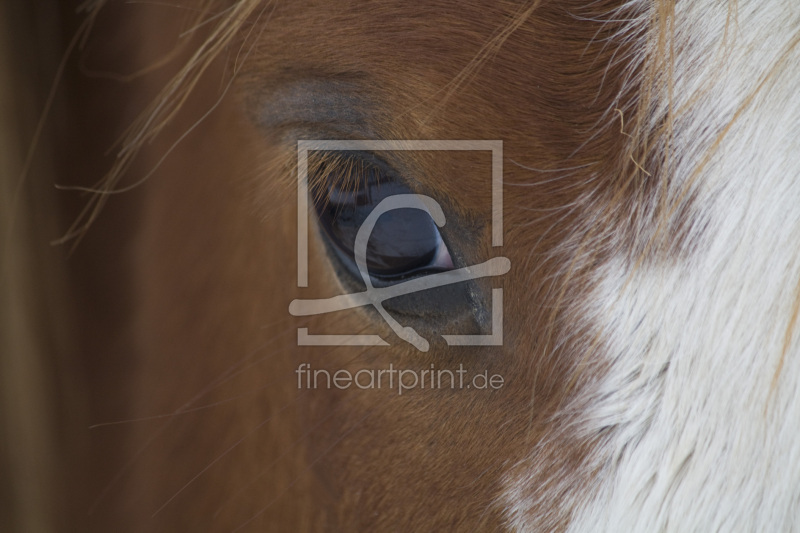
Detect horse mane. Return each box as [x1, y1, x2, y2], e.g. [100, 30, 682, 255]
[58, 0, 264, 245]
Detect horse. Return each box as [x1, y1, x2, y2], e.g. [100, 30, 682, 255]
[3, 0, 800, 531]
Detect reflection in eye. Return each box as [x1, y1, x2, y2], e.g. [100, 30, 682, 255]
[313, 160, 454, 282]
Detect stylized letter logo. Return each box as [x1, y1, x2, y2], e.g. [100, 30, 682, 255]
[291, 140, 507, 351]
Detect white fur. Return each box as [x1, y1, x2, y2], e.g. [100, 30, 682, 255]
[505, 1, 800, 530]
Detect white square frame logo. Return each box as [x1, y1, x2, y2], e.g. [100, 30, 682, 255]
[293, 140, 506, 349]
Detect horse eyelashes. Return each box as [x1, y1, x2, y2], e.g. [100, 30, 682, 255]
[311, 155, 454, 284]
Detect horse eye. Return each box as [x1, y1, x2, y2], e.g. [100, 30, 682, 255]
[314, 163, 454, 282]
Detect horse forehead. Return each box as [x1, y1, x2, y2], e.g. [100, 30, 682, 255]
[243, 0, 639, 216]
[245, 1, 634, 122]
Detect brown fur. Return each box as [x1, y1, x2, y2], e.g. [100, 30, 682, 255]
[4, 0, 682, 530]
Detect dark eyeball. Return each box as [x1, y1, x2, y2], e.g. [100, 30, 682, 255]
[314, 163, 453, 282]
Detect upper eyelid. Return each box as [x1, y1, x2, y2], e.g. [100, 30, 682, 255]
[307, 150, 399, 199]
